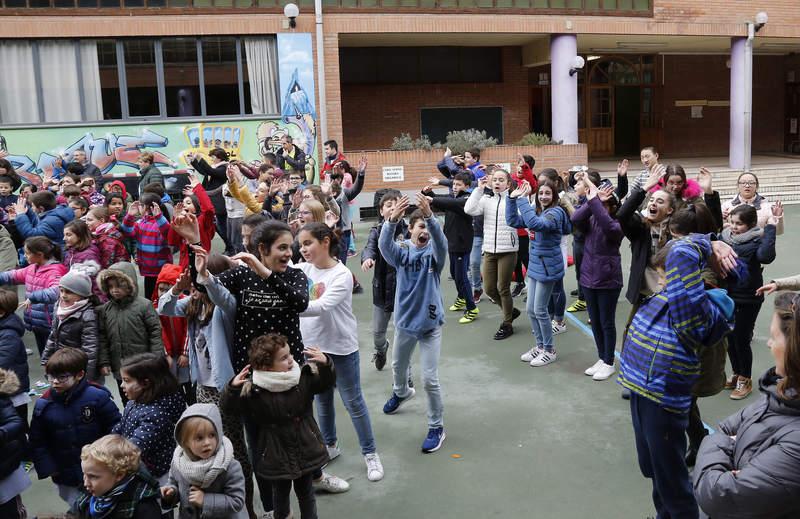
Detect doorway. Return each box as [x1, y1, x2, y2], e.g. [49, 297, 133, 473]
[614, 86, 640, 156]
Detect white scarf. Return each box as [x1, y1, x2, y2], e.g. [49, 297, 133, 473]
[173, 436, 234, 489]
[56, 298, 90, 320]
[251, 361, 301, 392]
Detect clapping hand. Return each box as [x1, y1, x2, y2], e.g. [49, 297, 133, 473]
[697, 167, 713, 194]
[597, 184, 615, 203]
[388, 195, 410, 222]
[171, 212, 201, 244]
[510, 180, 531, 199]
[415, 192, 433, 218]
[11, 198, 27, 219]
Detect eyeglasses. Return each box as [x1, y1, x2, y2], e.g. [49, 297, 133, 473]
[298, 210, 312, 216]
[738, 181, 757, 187]
[46, 373, 75, 383]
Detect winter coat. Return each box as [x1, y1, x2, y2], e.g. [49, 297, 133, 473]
[361, 220, 407, 313]
[0, 225, 17, 272]
[94, 222, 130, 269]
[570, 196, 623, 290]
[618, 236, 731, 414]
[429, 191, 473, 254]
[720, 225, 777, 304]
[14, 204, 75, 245]
[0, 260, 68, 329]
[72, 466, 162, 519]
[0, 371, 26, 481]
[276, 145, 308, 177]
[464, 187, 518, 254]
[167, 184, 216, 270]
[206, 265, 309, 370]
[137, 164, 164, 197]
[220, 360, 334, 480]
[190, 157, 228, 217]
[163, 404, 247, 519]
[512, 164, 538, 238]
[772, 273, 800, 291]
[30, 377, 121, 487]
[722, 193, 785, 236]
[158, 285, 236, 392]
[64, 243, 103, 299]
[97, 262, 164, 377]
[42, 303, 100, 379]
[693, 369, 800, 519]
[150, 264, 188, 358]
[113, 391, 186, 478]
[506, 197, 571, 283]
[120, 213, 172, 278]
[0, 313, 29, 398]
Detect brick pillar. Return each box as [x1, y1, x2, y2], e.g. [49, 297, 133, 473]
[323, 32, 343, 148]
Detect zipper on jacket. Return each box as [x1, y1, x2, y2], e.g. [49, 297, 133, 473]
[494, 196, 500, 252]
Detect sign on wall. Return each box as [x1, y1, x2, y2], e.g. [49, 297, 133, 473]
[382, 166, 404, 182]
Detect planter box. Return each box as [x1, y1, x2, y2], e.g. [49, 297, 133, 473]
[354, 144, 588, 192]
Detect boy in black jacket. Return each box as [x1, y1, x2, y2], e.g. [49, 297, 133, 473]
[422, 172, 478, 323]
[362, 190, 406, 370]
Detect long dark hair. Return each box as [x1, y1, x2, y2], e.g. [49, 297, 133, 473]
[535, 180, 561, 213]
[251, 220, 292, 259]
[64, 219, 93, 251]
[299, 222, 340, 258]
[773, 292, 800, 399]
[25, 236, 62, 262]
[120, 353, 178, 404]
[669, 203, 716, 236]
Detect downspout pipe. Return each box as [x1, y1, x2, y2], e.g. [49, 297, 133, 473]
[315, 0, 328, 144]
[744, 22, 754, 173]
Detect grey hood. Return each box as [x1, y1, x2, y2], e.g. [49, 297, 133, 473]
[98, 261, 139, 299]
[174, 403, 224, 455]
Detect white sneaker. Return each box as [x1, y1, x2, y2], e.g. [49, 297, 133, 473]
[313, 472, 350, 493]
[551, 320, 567, 335]
[592, 362, 616, 381]
[520, 347, 543, 363]
[530, 349, 557, 367]
[364, 453, 384, 482]
[584, 359, 605, 377]
[326, 443, 341, 461]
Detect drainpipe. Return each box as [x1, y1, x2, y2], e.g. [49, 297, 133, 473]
[743, 22, 754, 173]
[315, 0, 328, 144]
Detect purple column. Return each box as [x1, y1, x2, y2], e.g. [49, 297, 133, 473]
[550, 34, 579, 144]
[730, 37, 746, 170]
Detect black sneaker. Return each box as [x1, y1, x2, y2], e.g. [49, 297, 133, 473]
[511, 308, 521, 321]
[353, 283, 364, 294]
[621, 388, 631, 400]
[570, 288, 579, 297]
[493, 323, 514, 340]
[511, 283, 525, 298]
[373, 350, 387, 371]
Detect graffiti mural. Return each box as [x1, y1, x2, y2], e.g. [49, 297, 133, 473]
[0, 33, 319, 188]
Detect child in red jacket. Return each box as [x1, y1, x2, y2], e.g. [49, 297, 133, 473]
[511, 154, 538, 297]
[86, 206, 130, 270]
[168, 173, 216, 269]
[152, 264, 192, 405]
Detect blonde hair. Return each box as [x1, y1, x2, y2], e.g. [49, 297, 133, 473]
[299, 199, 325, 223]
[177, 416, 216, 453]
[138, 151, 154, 165]
[81, 434, 141, 477]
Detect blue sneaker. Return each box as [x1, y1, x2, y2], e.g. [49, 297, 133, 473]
[383, 388, 415, 414]
[421, 427, 446, 453]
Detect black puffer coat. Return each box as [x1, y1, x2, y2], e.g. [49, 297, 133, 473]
[693, 369, 800, 518]
[361, 220, 408, 313]
[0, 370, 25, 480]
[220, 361, 334, 480]
[42, 303, 100, 379]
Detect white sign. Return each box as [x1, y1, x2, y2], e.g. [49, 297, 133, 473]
[382, 166, 404, 182]
[691, 105, 703, 119]
[495, 162, 512, 173]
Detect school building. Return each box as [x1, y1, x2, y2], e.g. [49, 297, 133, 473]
[3, 1, 800, 215]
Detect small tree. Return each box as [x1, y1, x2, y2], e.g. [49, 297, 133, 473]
[435, 129, 498, 155]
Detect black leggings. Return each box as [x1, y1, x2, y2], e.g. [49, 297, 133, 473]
[727, 302, 762, 379]
[513, 234, 529, 284]
[273, 473, 316, 519]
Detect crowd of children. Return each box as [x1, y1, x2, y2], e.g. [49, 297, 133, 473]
[0, 142, 798, 519]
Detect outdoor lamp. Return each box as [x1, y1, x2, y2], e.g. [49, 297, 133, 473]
[754, 11, 768, 32]
[569, 56, 585, 77]
[284, 3, 299, 29]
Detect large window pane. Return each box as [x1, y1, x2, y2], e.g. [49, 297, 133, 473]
[202, 37, 241, 116]
[123, 40, 159, 116]
[96, 39, 122, 120]
[163, 37, 201, 117]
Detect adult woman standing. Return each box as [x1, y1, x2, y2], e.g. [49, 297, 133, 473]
[721, 172, 785, 235]
[187, 148, 231, 253]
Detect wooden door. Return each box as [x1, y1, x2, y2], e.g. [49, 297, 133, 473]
[588, 86, 614, 156]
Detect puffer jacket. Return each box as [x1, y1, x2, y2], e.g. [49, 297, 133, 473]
[14, 204, 75, 245]
[113, 391, 186, 478]
[570, 196, 623, 290]
[93, 222, 130, 269]
[42, 303, 100, 380]
[0, 370, 26, 481]
[29, 377, 121, 487]
[0, 260, 67, 329]
[220, 360, 334, 480]
[97, 262, 164, 377]
[693, 369, 800, 519]
[464, 187, 517, 254]
[64, 243, 103, 299]
[506, 196, 571, 283]
[0, 313, 29, 397]
[137, 164, 164, 196]
[151, 264, 188, 358]
[361, 220, 408, 313]
[722, 193, 785, 236]
[429, 191, 473, 254]
[719, 225, 777, 304]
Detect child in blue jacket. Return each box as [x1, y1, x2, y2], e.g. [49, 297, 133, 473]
[9, 191, 74, 246]
[379, 194, 448, 454]
[0, 289, 30, 427]
[29, 347, 121, 509]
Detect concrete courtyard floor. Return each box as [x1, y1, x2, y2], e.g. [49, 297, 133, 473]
[19, 207, 800, 519]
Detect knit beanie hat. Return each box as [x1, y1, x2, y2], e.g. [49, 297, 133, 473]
[59, 271, 92, 298]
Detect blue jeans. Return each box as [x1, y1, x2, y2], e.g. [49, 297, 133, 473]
[316, 351, 376, 455]
[372, 305, 393, 352]
[469, 236, 483, 290]
[338, 230, 352, 265]
[393, 327, 443, 428]
[526, 278, 556, 351]
[548, 278, 566, 322]
[583, 286, 621, 365]
[449, 253, 475, 310]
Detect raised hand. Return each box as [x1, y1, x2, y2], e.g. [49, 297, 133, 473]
[320, 181, 332, 196]
[171, 212, 201, 244]
[510, 180, 530, 199]
[127, 201, 141, 217]
[697, 167, 713, 194]
[415, 192, 433, 218]
[303, 346, 328, 366]
[772, 200, 784, 218]
[231, 365, 251, 388]
[585, 178, 599, 200]
[428, 176, 441, 186]
[291, 189, 303, 208]
[357, 156, 367, 174]
[192, 244, 209, 279]
[389, 195, 410, 222]
[150, 202, 162, 219]
[478, 176, 489, 189]
[597, 184, 615, 203]
[617, 159, 629, 177]
[231, 252, 272, 279]
[324, 210, 339, 228]
[12, 198, 27, 217]
[644, 164, 666, 191]
[172, 269, 192, 294]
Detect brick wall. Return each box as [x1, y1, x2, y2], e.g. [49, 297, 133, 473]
[660, 55, 784, 156]
[340, 46, 529, 151]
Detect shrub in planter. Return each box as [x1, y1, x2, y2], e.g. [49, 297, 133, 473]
[390, 133, 433, 151]
[516, 132, 561, 146]
[435, 129, 498, 155]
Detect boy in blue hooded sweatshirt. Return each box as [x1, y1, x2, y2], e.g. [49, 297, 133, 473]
[618, 235, 734, 519]
[379, 193, 448, 453]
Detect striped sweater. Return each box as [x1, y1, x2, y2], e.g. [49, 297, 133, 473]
[120, 213, 172, 277]
[618, 235, 730, 414]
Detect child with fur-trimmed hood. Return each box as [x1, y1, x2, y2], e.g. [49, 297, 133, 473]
[161, 403, 247, 519]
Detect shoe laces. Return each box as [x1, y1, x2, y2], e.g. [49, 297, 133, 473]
[426, 428, 441, 440]
[365, 453, 381, 468]
[735, 378, 748, 391]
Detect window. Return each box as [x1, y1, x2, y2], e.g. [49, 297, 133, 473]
[202, 37, 241, 116]
[162, 37, 201, 117]
[97, 39, 122, 120]
[123, 40, 159, 117]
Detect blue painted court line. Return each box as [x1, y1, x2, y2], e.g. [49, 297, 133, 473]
[563, 312, 715, 434]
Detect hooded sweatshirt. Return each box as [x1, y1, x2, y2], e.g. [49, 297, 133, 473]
[164, 404, 246, 519]
[152, 264, 188, 358]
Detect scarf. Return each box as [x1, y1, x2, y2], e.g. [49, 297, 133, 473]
[57, 298, 90, 320]
[173, 436, 234, 489]
[252, 361, 301, 392]
[721, 226, 763, 246]
[75, 471, 159, 519]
